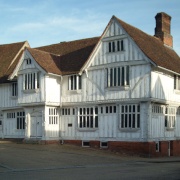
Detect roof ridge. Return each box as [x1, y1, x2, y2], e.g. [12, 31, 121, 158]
[0, 41, 27, 47]
[28, 47, 60, 57]
[35, 36, 100, 49]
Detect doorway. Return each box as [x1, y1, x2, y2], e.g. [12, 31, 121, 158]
[30, 112, 42, 138]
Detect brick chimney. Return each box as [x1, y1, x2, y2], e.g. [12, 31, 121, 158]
[154, 12, 173, 47]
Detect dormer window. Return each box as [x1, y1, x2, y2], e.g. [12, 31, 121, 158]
[68, 75, 82, 90]
[108, 40, 124, 53]
[26, 58, 31, 65]
[24, 72, 39, 90]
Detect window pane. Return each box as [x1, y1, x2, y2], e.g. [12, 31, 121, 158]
[90, 116, 93, 128]
[71, 76, 73, 90]
[95, 107, 98, 115]
[178, 76, 180, 90]
[117, 41, 120, 51]
[118, 68, 120, 86]
[87, 108, 89, 115]
[112, 42, 115, 52]
[121, 106, 124, 113]
[114, 106, 116, 113]
[83, 116, 86, 127]
[106, 106, 108, 113]
[114, 68, 116, 86]
[129, 114, 131, 128]
[174, 75, 176, 89]
[109, 42, 111, 52]
[95, 116, 98, 128]
[122, 67, 124, 86]
[110, 106, 112, 113]
[74, 75, 77, 90]
[133, 114, 135, 128]
[89, 108, 93, 115]
[110, 68, 113, 87]
[137, 114, 140, 128]
[121, 114, 124, 128]
[87, 116, 89, 127]
[165, 116, 167, 127]
[126, 66, 129, 85]
[37, 73, 40, 88]
[17, 118, 19, 129]
[101, 107, 103, 114]
[125, 114, 127, 127]
[80, 108, 82, 115]
[80, 117, 82, 128]
[79, 76, 82, 89]
[83, 108, 86, 115]
[137, 105, 140, 112]
[121, 40, 124, 51]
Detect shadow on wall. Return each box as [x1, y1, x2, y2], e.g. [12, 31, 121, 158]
[151, 76, 165, 100]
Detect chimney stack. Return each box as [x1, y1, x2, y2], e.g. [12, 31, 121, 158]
[154, 12, 173, 47]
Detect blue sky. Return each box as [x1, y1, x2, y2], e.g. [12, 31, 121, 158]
[0, 0, 180, 55]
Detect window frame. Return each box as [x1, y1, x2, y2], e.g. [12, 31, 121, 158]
[25, 58, 32, 65]
[12, 82, 18, 97]
[49, 107, 59, 125]
[17, 111, 25, 130]
[77, 107, 98, 130]
[23, 72, 40, 91]
[108, 40, 124, 53]
[165, 106, 176, 130]
[120, 104, 140, 130]
[68, 75, 82, 91]
[174, 75, 180, 91]
[106, 66, 129, 89]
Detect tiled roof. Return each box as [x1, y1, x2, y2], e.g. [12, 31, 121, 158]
[1, 15, 180, 84]
[35, 37, 100, 75]
[115, 16, 180, 73]
[0, 41, 27, 83]
[27, 48, 62, 75]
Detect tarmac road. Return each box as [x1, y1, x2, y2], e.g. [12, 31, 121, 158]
[0, 141, 180, 180]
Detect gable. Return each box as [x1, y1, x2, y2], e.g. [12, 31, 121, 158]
[83, 17, 150, 70]
[10, 48, 49, 80]
[81, 15, 180, 76]
[0, 41, 29, 83]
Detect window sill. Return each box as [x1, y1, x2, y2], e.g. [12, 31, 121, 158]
[106, 50, 125, 55]
[106, 86, 129, 91]
[165, 127, 175, 131]
[119, 128, 140, 132]
[23, 89, 40, 94]
[68, 89, 82, 94]
[174, 89, 180, 94]
[11, 96, 18, 99]
[16, 129, 25, 131]
[77, 128, 98, 132]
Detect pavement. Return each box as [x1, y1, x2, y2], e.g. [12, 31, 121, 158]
[0, 140, 180, 179]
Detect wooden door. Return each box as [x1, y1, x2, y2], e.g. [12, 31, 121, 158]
[30, 116, 42, 138]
